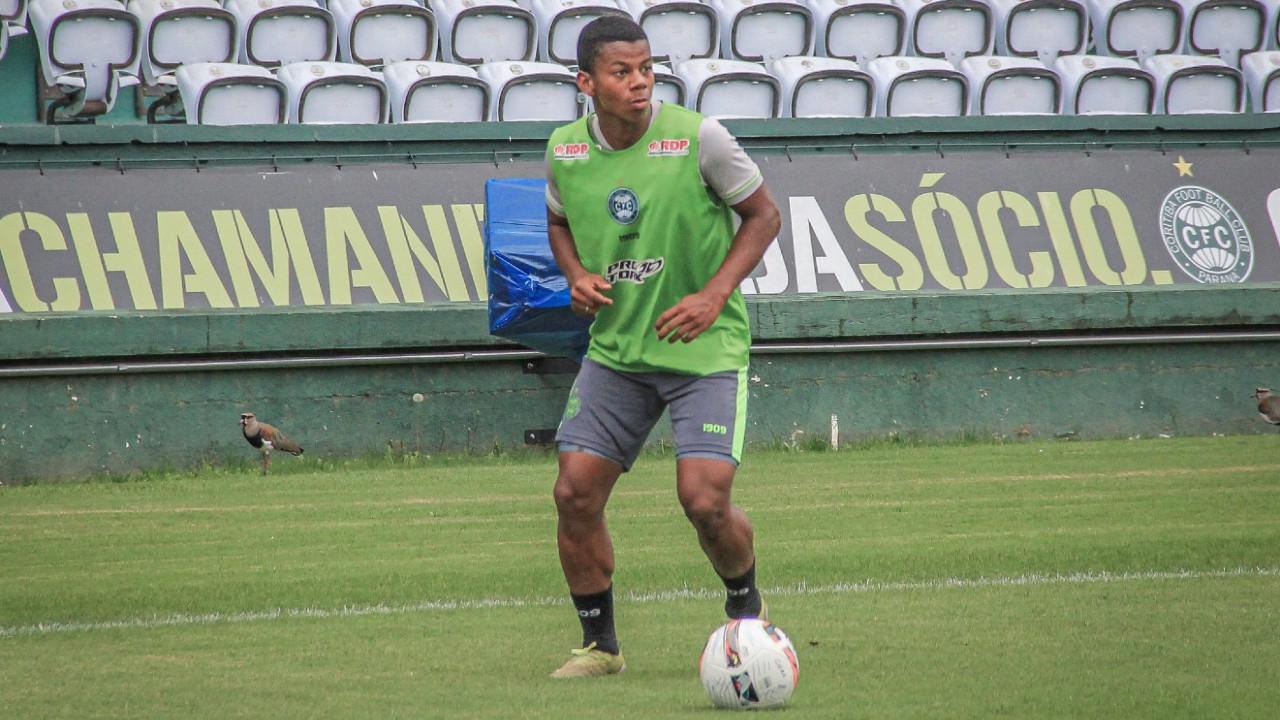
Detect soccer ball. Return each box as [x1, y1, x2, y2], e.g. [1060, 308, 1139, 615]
[699, 619, 799, 710]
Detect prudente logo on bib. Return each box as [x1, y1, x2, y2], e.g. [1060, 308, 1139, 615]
[648, 138, 690, 156]
[606, 257, 664, 284]
[1159, 185, 1254, 284]
[553, 143, 589, 160]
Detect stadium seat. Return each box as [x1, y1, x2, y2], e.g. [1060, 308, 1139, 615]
[225, 0, 336, 68]
[865, 55, 968, 115]
[1, 0, 31, 61]
[1054, 54, 1155, 113]
[175, 61, 286, 124]
[328, 0, 436, 68]
[278, 60, 388, 123]
[129, 0, 237, 85]
[1269, 0, 1280, 50]
[705, 0, 814, 62]
[1242, 49, 1280, 110]
[768, 55, 874, 117]
[476, 60, 581, 120]
[617, 0, 719, 63]
[674, 58, 779, 117]
[894, 0, 994, 65]
[433, 0, 536, 65]
[652, 61, 687, 106]
[28, 0, 142, 123]
[804, 0, 906, 65]
[987, 0, 1089, 64]
[1142, 53, 1244, 111]
[1087, 0, 1184, 60]
[1170, 0, 1265, 67]
[959, 55, 1060, 114]
[384, 60, 490, 121]
[128, 0, 237, 122]
[529, 0, 630, 66]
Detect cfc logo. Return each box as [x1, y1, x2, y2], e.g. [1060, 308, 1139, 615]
[607, 187, 640, 225]
[1158, 186, 1253, 284]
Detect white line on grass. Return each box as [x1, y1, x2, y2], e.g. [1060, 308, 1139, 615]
[3, 566, 1277, 638]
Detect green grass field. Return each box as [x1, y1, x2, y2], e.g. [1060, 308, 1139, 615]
[2, 436, 1278, 718]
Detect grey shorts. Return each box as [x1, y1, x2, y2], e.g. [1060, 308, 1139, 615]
[556, 358, 749, 471]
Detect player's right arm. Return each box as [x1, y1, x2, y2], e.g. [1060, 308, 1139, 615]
[548, 210, 613, 317]
[546, 146, 612, 316]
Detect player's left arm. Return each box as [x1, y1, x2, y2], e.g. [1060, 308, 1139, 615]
[655, 184, 781, 343]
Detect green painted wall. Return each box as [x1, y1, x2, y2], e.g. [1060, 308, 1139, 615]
[2, 286, 1277, 482]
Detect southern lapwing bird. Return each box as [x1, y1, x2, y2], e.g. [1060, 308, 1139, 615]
[1254, 388, 1280, 428]
[240, 412, 303, 474]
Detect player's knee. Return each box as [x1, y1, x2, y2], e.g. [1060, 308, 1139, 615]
[553, 475, 600, 518]
[681, 493, 728, 533]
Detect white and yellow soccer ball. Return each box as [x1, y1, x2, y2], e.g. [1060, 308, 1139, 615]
[699, 619, 799, 710]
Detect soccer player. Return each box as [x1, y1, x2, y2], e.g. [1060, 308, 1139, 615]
[544, 16, 782, 678]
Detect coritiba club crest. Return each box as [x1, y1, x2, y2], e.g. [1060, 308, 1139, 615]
[1159, 186, 1253, 283]
[608, 187, 639, 225]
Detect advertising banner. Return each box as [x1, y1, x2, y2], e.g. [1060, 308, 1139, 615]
[1, 147, 1277, 313]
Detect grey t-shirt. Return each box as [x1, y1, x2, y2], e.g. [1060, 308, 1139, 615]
[545, 101, 764, 218]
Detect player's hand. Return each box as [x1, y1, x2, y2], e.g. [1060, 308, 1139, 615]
[569, 274, 613, 317]
[655, 291, 725, 343]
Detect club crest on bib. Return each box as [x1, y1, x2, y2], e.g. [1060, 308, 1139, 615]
[607, 187, 640, 225]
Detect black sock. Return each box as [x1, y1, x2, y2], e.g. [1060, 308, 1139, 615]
[721, 562, 762, 619]
[571, 586, 619, 655]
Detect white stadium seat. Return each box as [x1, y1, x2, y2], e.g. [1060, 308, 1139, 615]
[652, 61, 687, 106]
[1142, 53, 1244, 111]
[529, 0, 630, 66]
[769, 55, 874, 117]
[129, 0, 237, 85]
[225, 0, 336, 68]
[1053, 54, 1154, 113]
[674, 58, 780, 117]
[328, 0, 437, 68]
[988, 0, 1089, 63]
[705, 0, 815, 62]
[804, 0, 905, 65]
[617, 0, 719, 63]
[894, 0, 994, 65]
[959, 55, 1060, 114]
[1087, 0, 1184, 60]
[1242, 49, 1280, 109]
[1, 0, 29, 61]
[175, 61, 286, 124]
[476, 60, 581, 120]
[1269, 0, 1280, 50]
[383, 60, 490, 121]
[433, 0, 536, 65]
[128, 0, 238, 122]
[29, 0, 142, 122]
[865, 55, 968, 115]
[278, 60, 388, 123]
[1170, 0, 1265, 67]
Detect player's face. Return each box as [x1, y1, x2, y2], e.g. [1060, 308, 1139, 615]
[579, 40, 653, 123]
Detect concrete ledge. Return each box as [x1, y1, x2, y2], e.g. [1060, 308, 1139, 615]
[2, 284, 1277, 362]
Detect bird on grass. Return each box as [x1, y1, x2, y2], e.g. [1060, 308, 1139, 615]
[239, 412, 303, 474]
[1254, 388, 1280, 428]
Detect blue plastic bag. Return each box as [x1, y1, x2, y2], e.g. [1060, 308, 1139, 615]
[484, 178, 592, 361]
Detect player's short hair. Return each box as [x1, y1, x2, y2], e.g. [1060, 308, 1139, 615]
[576, 16, 649, 73]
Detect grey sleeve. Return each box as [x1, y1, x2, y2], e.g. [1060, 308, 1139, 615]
[698, 118, 764, 206]
[545, 147, 565, 218]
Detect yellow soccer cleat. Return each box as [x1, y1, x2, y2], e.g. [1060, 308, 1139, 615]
[549, 642, 626, 678]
